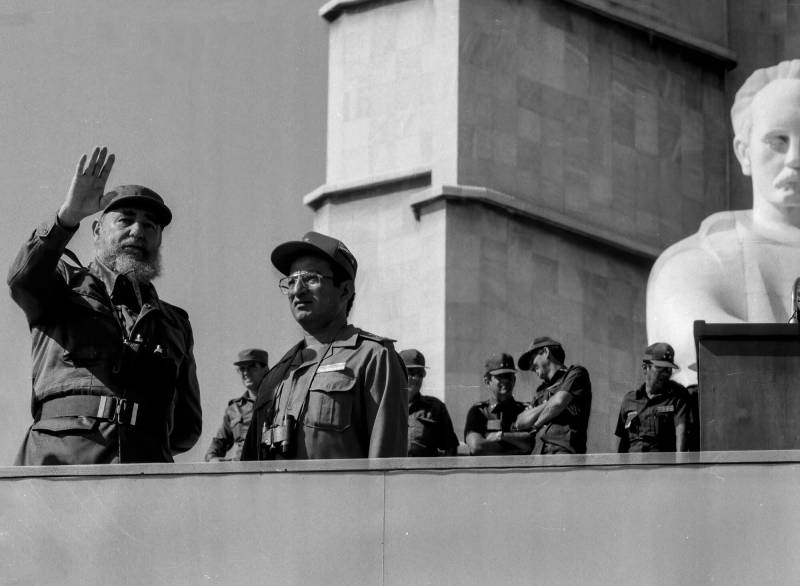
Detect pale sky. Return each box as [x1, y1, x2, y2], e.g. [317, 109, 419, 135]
[0, 1, 327, 462]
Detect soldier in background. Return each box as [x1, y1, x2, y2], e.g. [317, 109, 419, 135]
[402, 349, 459, 457]
[515, 337, 592, 454]
[615, 343, 689, 453]
[464, 353, 534, 456]
[205, 349, 269, 461]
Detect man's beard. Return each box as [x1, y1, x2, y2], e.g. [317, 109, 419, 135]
[97, 242, 162, 284]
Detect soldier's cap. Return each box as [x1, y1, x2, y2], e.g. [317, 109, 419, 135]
[485, 353, 517, 376]
[102, 185, 172, 227]
[233, 348, 269, 367]
[399, 348, 428, 371]
[518, 336, 562, 371]
[271, 231, 357, 280]
[643, 342, 679, 370]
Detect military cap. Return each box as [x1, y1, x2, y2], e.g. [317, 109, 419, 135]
[518, 336, 562, 371]
[102, 185, 172, 227]
[485, 353, 517, 376]
[399, 348, 428, 371]
[233, 348, 269, 366]
[271, 231, 357, 280]
[643, 342, 679, 370]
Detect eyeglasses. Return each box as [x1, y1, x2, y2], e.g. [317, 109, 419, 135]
[278, 271, 334, 294]
[642, 363, 671, 372]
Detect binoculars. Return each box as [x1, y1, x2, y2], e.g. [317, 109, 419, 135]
[262, 414, 297, 455]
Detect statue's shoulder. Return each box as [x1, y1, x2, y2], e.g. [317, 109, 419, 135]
[655, 210, 748, 269]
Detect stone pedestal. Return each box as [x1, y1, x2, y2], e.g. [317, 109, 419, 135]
[311, 0, 732, 452]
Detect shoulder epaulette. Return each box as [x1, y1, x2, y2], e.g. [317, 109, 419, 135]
[356, 328, 396, 344]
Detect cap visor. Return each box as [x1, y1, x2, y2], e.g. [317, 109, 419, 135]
[271, 241, 333, 276]
[517, 350, 535, 371]
[648, 360, 679, 370]
[104, 195, 172, 226]
[488, 368, 517, 375]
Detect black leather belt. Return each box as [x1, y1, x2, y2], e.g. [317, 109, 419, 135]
[38, 395, 140, 426]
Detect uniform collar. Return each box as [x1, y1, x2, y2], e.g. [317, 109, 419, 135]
[329, 324, 358, 348]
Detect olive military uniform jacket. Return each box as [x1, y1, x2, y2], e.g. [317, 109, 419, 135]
[205, 391, 254, 461]
[240, 324, 408, 460]
[463, 399, 529, 455]
[615, 380, 690, 452]
[408, 394, 459, 457]
[533, 365, 592, 454]
[7, 217, 202, 464]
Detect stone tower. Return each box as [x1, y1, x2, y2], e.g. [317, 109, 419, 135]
[308, 0, 736, 452]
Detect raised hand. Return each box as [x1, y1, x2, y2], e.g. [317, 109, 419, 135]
[57, 146, 115, 228]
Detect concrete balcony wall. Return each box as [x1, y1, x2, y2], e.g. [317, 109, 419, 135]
[5, 453, 800, 584]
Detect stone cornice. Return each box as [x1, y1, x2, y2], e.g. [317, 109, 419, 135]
[410, 183, 662, 261]
[303, 167, 433, 209]
[319, 0, 736, 66]
[305, 173, 662, 261]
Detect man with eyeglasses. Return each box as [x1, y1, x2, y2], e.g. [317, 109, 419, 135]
[205, 349, 269, 461]
[401, 348, 459, 457]
[464, 353, 534, 456]
[7, 147, 201, 464]
[515, 337, 592, 454]
[240, 231, 407, 460]
[614, 343, 689, 453]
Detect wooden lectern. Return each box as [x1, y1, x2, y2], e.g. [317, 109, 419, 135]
[694, 321, 800, 451]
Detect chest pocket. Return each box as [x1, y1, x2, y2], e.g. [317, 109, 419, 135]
[305, 371, 355, 432]
[642, 406, 674, 437]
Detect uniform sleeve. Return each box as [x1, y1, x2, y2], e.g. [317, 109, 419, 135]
[614, 396, 629, 439]
[169, 321, 202, 454]
[464, 405, 487, 438]
[7, 217, 77, 324]
[363, 343, 408, 458]
[560, 367, 590, 402]
[672, 390, 690, 427]
[204, 406, 234, 461]
[240, 407, 261, 461]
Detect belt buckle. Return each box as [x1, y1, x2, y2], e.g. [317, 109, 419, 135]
[97, 396, 139, 426]
[115, 399, 139, 426]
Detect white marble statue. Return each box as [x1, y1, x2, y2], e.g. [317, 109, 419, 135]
[647, 60, 800, 386]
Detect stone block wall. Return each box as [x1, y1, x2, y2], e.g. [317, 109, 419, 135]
[457, 0, 730, 252]
[326, 0, 459, 185]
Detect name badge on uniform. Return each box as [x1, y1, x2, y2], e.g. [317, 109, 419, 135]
[655, 405, 675, 414]
[318, 362, 346, 373]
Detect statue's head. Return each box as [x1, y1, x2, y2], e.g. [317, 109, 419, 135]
[731, 60, 800, 213]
